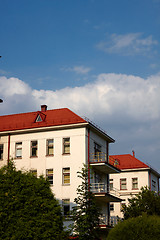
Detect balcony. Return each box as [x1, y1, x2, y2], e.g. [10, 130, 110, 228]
[89, 153, 120, 174]
[99, 214, 118, 227]
[91, 183, 121, 202]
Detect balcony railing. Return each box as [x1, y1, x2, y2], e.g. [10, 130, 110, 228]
[90, 153, 120, 169]
[91, 183, 120, 198]
[99, 214, 118, 226]
[90, 152, 108, 163]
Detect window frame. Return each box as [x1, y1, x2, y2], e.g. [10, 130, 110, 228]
[110, 203, 114, 211]
[109, 179, 113, 190]
[120, 178, 127, 190]
[30, 140, 38, 157]
[62, 167, 70, 185]
[46, 139, 54, 156]
[0, 144, 3, 160]
[132, 177, 138, 190]
[46, 168, 53, 185]
[63, 137, 70, 154]
[15, 142, 22, 159]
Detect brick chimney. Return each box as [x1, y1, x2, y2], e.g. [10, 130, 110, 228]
[41, 105, 47, 112]
[132, 150, 135, 157]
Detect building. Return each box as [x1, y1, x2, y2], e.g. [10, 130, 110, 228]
[109, 152, 160, 219]
[0, 105, 121, 230]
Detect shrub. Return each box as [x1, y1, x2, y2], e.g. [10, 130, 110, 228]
[107, 214, 160, 240]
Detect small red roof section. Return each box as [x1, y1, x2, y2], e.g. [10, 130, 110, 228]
[0, 108, 87, 132]
[109, 154, 149, 170]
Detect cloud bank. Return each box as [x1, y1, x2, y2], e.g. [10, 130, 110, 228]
[0, 73, 160, 170]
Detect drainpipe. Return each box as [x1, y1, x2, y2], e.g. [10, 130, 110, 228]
[88, 128, 90, 187]
[7, 134, 10, 165]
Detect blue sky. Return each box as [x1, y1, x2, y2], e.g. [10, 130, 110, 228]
[0, 0, 160, 172]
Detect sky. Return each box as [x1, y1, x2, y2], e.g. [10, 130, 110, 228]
[0, 0, 160, 172]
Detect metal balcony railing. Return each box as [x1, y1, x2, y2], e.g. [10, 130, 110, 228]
[90, 152, 120, 169]
[99, 214, 119, 226]
[91, 183, 120, 198]
[90, 152, 108, 163]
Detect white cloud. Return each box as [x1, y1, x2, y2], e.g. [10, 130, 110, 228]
[61, 65, 91, 74]
[0, 73, 160, 170]
[96, 33, 158, 56]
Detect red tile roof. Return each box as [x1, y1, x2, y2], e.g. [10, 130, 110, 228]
[0, 108, 87, 132]
[109, 154, 149, 170]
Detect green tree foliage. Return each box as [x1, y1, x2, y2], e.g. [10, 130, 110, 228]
[107, 214, 160, 240]
[123, 187, 160, 219]
[71, 165, 101, 240]
[0, 161, 67, 240]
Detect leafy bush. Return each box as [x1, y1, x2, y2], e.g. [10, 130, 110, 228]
[107, 214, 160, 240]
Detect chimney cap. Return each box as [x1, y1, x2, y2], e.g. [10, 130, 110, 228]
[41, 105, 47, 112]
[132, 150, 135, 157]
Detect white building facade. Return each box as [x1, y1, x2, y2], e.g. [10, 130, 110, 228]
[109, 153, 160, 219]
[0, 105, 121, 231]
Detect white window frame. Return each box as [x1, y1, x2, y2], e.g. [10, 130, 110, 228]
[120, 178, 127, 190]
[31, 140, 38, 157]
[62, 168, 70, 185]
[132, 177, 138, 190]
[63, 138, 70, 154]
[46, 139, 54, 156]
[62, 199, 70, 216]
[46, 168, 53, 185]
[15, 142, 22, 158]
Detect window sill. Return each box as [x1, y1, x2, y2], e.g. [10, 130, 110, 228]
[132, 188, 139, 190]
[120, 189, 127, 191]
[15, 157, 22, 159]
[30, 156, 38, 158]
[46, 154, 54, 157]
[62, 184, 70, 186]
[62, 153, 70, 155]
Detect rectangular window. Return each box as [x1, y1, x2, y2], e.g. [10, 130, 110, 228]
[62, 168, 70, 185]
[0, 144, 3, 160]
[94, 142, 101, 161]
[31, 141, 38, 157]
[63, 138, 70, 154]
[152, 180, 156, 190]
[46, 169, 53, 185]
[15, 142, 22, 158]
[31, 169, 37, 177]
[46, 139, 54, 156]
[132, 178, 138, 189]
[120, 178, 127, 190]
[110, 203, 114, 211]
[62, 199, 70, 216]
[110, 179, 113, 190]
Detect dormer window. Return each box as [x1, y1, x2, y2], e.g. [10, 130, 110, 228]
[36, 115, 42, 122]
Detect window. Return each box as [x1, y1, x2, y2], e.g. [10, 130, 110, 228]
[110, 203, 114, 211]
[30, 169, 37, 177]
[46, 169, 53, 185]
[46, 139, 54, 156]
[94, 142, 101, 160]
[63, 138, 70, 154]
[62, 199, 70, 216]
[120, 178, 127, 190]
[15, 142, 22, 158]
[110, 179, 113, 190]
[132, 178, 138, 189]
[62, 168, 70, 185]
[31, 141, 38, 157]
[0, 144, 3, 160]
[152, 180, 156, 190]
[36, 114, 42, 122]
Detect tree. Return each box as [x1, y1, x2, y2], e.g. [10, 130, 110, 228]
[71, 165, 101, 240]
[0, 161, 68, 240]
[107, 214, 160, 240]
[123, 186, 160, 219]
